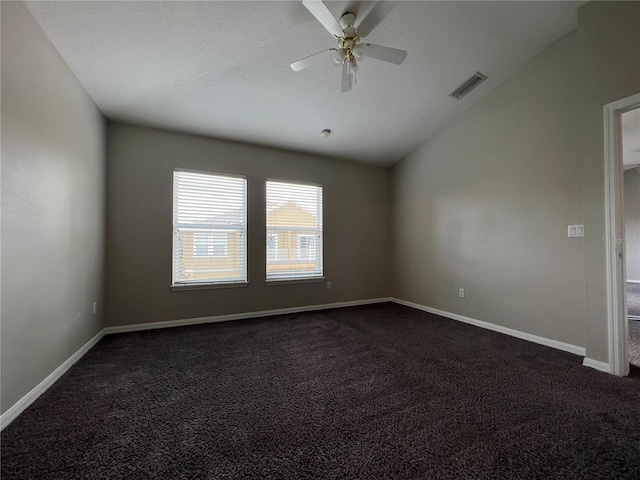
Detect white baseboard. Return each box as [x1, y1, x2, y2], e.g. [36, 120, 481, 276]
[627, 279, 640, 284]
[0, 329, 105, 431]
[3, 296, 605, 431]
[1, 298, 392, 430]
[390, 298, 586, 356]
[582, 357, 611, 373]
[104, 298, 393, 334]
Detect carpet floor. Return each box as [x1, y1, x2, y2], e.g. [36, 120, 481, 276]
[630, 320, 640, 368]
[2, 303, 640, 479]
[628, 282, 640, 319]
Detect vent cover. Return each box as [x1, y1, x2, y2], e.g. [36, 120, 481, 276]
[449, 72, 487, 100]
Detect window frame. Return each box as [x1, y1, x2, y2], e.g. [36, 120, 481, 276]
[265, 179, 324, 284]
[171, 168, 248, 290]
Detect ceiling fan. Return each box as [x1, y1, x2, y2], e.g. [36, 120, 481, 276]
[290, 0, 408, 92]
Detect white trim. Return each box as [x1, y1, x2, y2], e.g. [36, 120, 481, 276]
[604, 94, 639, 377]
[104, 298, 392, 334]
[627, 280, 640, 284]
[1, 298, 391, 429]
[266, 177, 323, 188]
[2, 299, 392, 429]
[390, 298, 586, 356]
[174, 166, 246, 180]
[582, 357, 611, 373]
[265, 277, 324, 286]
[1, 296, 608, 431]
[170, 282, 249, 291]
[0, 329, 106, 431]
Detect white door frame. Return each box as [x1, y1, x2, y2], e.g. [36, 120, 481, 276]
[604, 93, 640, 376]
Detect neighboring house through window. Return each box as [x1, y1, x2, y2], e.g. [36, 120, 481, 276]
[172, 169, 247, 287]
[193, 232, 228, 257]
[297, 234, 316, 261]
[267, 233, 279, 262]
[266, 180, 323, 281]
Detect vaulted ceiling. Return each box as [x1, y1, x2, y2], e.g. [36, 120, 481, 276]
[25, 1, 580, 166]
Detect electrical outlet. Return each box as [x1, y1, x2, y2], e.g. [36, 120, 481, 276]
[458, 288, 465, 298]
[327, 281, 332, 290]
[92, 302, 97, 315]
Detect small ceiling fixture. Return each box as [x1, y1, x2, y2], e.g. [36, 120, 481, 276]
[320, 129, 331, 138]
[291, 0, 408, 93]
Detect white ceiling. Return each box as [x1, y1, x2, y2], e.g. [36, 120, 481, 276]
[25, 1, 580, 166]
[622, 108, 640, 169]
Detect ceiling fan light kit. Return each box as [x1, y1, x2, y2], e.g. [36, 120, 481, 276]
[290, 1, 408, 93]
[332, 48, 347, 65]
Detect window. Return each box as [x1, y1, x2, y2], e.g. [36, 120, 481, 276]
[173, 169, 247, 287]
[267, 233, 279, 262]
[297, 234, 316, 261]
[193, 232, 228, 257]
[266, 180, 323, 281]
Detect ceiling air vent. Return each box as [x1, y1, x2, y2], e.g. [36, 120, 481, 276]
[449, 72, 487, 100]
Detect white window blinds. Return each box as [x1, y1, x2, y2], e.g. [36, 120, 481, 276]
[173, 169, 247, 286]
[266, 180, 323, 280]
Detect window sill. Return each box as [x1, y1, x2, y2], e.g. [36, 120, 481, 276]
[265, 277, 325, 286]
[171, 282, 249, 291]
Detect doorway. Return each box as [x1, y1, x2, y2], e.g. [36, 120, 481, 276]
[622, 108, 640, 372]
[605, 94, 640, 376]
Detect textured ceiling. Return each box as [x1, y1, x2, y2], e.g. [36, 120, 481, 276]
[25, 1, 580, 166]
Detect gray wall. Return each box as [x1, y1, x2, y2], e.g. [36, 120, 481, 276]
[1, 2, 106, 414]
[578, 1, 640, 362]
[391, 31, 586, 347]
[625, 169, 640, 282]
[105, 124, 391, 327]
[391, 1, 640, 362]
[2, 0, 637, 420]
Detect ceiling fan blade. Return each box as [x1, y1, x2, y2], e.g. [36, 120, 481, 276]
[290, 49, 333, 72]
[364, 44, 407, 65]
[302, 0, 343, 37]
[341, 60, 353, 93]
[357, 1, 395, 38]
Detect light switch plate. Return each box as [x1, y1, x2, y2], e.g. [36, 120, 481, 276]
[568, 225, 584, 237]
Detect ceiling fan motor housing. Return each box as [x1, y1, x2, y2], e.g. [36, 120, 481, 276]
[339, 12, 356, 29]
[340, 37, 357, 50]
[339, 13, 358, 51]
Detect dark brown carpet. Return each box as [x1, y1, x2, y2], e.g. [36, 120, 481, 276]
[629, 363, 640, 379]
[2, 303, 640, 479]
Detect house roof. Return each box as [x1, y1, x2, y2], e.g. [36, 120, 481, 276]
[267, 201, 315, 217]
[184, 201, 314, 228]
